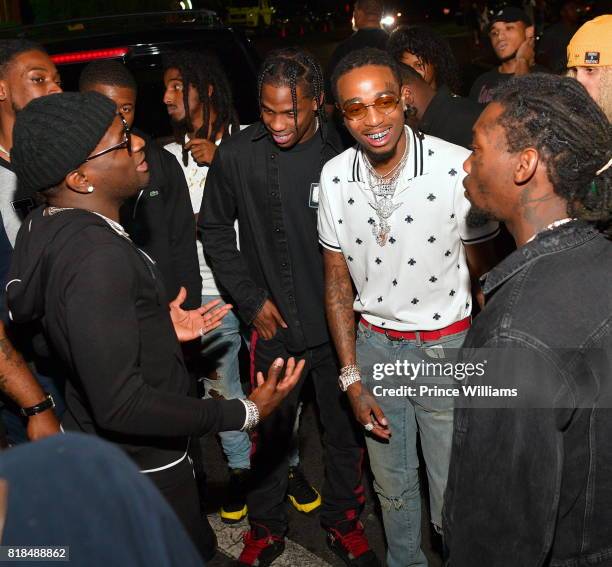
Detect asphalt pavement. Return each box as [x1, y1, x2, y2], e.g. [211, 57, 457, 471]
[199, 386, 443, 567]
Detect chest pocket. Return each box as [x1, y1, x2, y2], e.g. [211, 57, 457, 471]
[309, 183, 320, 209]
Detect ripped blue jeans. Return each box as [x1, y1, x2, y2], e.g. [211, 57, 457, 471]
[356, 321, 467, 567]
[200, 295, 251, 471]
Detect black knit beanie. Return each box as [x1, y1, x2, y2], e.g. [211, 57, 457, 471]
[11, 91, 117, 192]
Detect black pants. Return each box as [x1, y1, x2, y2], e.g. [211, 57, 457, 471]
[249, 335, 365, 535]
[147, 456, 216, 561]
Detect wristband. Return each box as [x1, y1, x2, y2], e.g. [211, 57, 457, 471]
[240, 399, 260, 431]
[338, 363, 361, 392]
[20, 393, 55, 417]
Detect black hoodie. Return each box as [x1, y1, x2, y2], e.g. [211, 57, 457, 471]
[7, 207, 245, 470]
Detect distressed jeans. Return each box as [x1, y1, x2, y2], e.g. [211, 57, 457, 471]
[356, 321, 467, 567]
[199, 295, 251, 471]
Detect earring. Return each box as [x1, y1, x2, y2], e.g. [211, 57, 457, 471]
[87, 186, 94, 193]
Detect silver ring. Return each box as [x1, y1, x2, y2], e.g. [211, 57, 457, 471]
[199, 327, 205, 337]
[364, 423, 374, 432]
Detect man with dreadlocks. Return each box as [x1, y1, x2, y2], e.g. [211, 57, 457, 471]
[160, 49, 255, 526]
[200, 47, 380, 567]
[443, 73, 612, 566]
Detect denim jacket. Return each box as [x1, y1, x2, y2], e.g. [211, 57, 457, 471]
[444, 220, 612, 567]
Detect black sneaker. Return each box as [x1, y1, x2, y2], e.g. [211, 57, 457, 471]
[237, 524, 285, 566]
[287, 466, 321, 513]
[326, 520, 381, 567]
[220, 468, 249, 524]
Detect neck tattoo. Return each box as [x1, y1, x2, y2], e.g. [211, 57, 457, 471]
[361, 129, 409, 247]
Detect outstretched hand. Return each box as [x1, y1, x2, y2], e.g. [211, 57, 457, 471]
[169, 287, 232, 342]
[248, 357, 306, 421]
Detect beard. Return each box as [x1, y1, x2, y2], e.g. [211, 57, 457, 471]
[170, 116, 188, 131]
[362, 129, 404, 164]
[498, 49, 518, 64]
[364, 146, 397, 163]
[466, 204, 498, 228]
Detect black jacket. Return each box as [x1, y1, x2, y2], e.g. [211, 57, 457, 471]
[444, 221, 612, 566]
[199, 122, 344, 352]
[419, 85, 482, 149]
[7, 207, 244, 470]
[121, 133, 201, 309]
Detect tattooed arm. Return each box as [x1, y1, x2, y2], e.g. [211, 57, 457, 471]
[0, 322, 60, 441]
[323, 249, 390, 439]
[323, 248, 357, 368]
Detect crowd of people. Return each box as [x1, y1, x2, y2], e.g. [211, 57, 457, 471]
[0, 0, 610, 566]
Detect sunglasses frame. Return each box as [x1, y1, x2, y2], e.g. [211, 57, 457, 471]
[338, 94, 401, 121]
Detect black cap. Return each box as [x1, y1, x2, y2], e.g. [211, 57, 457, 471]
[12, 91, 117, 192]
[489, 6, 532, 29]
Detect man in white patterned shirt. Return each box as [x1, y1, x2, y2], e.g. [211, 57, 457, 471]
[318, 48, 499, 567]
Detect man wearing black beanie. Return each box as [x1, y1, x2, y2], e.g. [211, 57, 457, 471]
[7, 91, 304, 561]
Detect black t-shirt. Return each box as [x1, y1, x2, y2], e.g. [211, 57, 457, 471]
[276, 131, 329, 348]
[325, 28, 389, 103]
[420, 86, 482, 148]
[469, 65, 549, 104]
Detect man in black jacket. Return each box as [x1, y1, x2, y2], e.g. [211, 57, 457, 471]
[443, 74, 612, 565]
[79, 60, 201, 308]
[398, 62, 481, 149]
[7, 91, 304, 562]
[200, 48, 379, 567]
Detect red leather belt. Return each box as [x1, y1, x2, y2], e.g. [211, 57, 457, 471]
[360, 316, 471, 341]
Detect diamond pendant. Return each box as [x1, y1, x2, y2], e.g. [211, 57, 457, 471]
[373, 220, 390, 247]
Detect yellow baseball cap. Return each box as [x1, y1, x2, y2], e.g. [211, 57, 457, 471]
[567, 14, 612, 68]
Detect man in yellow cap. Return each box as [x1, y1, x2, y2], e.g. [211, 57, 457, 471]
[567, 14, 612, 120]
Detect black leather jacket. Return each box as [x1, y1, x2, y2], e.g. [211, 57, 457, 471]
[444, 220, 612, 567]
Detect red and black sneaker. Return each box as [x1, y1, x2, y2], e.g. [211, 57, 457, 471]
[237, 524, 285, 566]
[326, 520, 381, 567]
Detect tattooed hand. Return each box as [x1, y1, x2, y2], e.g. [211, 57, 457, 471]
[347, 382, 391, 440]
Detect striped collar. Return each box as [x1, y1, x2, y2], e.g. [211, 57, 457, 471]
[349, 126, 426, 182]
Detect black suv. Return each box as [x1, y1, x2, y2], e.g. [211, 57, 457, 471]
[1, 10, 261, 138]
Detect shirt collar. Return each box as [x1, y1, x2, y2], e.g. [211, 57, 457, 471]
[250, 120, 343, 154]
[481, 220, 598, 296]
[349, 125, 427, 183]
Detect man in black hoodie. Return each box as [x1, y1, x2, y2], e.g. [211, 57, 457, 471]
[7, 91, 304, 561]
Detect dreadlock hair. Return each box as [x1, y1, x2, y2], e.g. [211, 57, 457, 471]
[257, 47, 326, 138]
[79, 60, 137, 93]
[0, 39, 47, 78]
[491, 73, 612, 237]
[163, 50, 239, 165]
[387, 26, 461, 94]
[331, 47, 402, 104]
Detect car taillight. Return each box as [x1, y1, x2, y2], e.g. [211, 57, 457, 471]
[51, 47, 129, 65]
